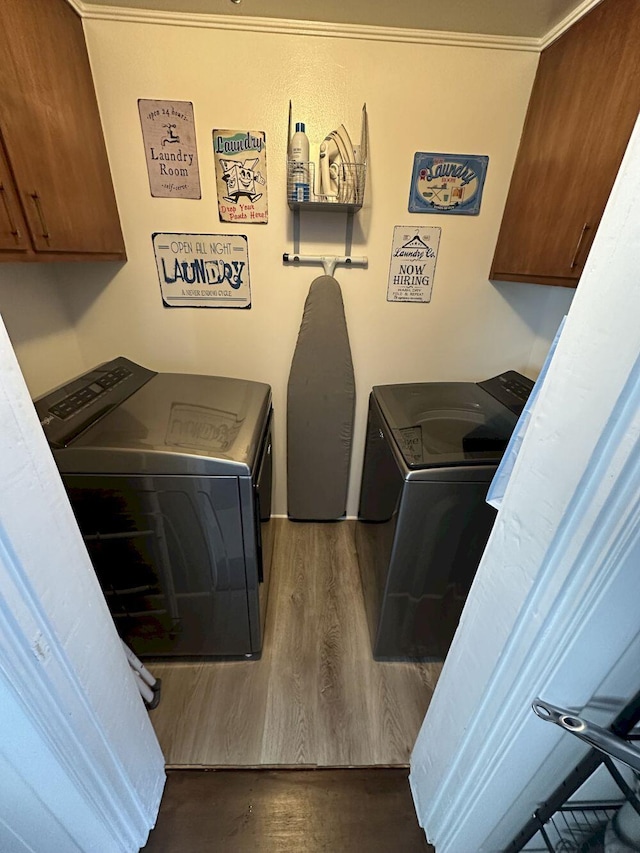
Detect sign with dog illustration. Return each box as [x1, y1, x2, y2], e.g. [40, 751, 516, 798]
[138, 99, 201, 198]
[409, 152, 488, 215]
[213, 129, 268, 224]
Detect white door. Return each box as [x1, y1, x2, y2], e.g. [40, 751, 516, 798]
[410, 113, 640, 852]
[0, 320, 165, 852]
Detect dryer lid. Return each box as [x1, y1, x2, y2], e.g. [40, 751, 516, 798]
[53, 370, 271, 476]
[373, 381, 519, 468]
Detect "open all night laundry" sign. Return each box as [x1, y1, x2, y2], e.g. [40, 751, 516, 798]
[152, 232, 251, 308]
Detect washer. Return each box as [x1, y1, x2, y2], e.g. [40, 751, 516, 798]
[356, 371, 533, 661]
[35, 356, 273, 659]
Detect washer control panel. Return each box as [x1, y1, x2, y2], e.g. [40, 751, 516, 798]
[477, 370, 535, 415]
[47, 365, 132, 420]
[34, 357, 157, 448]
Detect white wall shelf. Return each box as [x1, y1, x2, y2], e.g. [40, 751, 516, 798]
[284, 101, 369, 275]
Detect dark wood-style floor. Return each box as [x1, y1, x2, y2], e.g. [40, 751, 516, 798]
[150, 521, 442, 767]
[142, 768, 434, 852]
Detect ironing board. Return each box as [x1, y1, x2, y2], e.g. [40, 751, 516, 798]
[287, 275, 355, 520]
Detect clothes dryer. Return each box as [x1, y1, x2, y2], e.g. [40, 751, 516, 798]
[36, 357, 273, 659]
[356, 371, 533, 661]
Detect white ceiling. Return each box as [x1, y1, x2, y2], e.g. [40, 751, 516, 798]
[79, 0, 597, 41]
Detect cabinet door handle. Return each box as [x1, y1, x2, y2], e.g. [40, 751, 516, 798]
[570, 222, 590, 269]
[0, 183, 21, 242]
[29, 192, 51, 245]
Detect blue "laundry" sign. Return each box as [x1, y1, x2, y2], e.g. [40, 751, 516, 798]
[409, 153, 489, 215]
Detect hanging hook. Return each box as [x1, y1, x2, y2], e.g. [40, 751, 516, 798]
[283, 253, 367, 277]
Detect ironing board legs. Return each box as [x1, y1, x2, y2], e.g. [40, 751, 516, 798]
[121, 640, 162, 710]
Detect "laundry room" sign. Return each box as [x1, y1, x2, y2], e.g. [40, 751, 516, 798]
[138, 100, 201, 199]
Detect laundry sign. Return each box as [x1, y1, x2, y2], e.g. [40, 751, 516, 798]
[138, 99, 201, 198]
[409, 152, 488, 215]
[387, 226, 441, 303]
[213, 129, 268, 223]
[152, 232, 251, 308]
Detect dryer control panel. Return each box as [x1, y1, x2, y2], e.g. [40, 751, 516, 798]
[477, 370, 534, 416]
[34, 356, 157, 448]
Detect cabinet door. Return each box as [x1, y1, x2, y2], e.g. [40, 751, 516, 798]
[0, 135, 29, 253]
[491, 0, 640, 287]
[0, 0, 125, 258]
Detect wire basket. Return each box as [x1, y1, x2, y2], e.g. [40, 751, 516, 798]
[286, 160, 366, 208]
[525, 759, 640, 852]
[534, 800, 621, 851]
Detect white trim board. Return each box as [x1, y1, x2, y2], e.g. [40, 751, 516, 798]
[0, 315, 165, 852]
[68, 0, 603, 52]
[539, 0, 604, 48]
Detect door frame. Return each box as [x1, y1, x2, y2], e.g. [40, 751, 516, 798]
[410, 115, 640, 852]
[0, 320, 165, 852]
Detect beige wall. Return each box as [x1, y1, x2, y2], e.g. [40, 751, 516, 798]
[0, 265, 86, 398]
[0, 19, 575, 514]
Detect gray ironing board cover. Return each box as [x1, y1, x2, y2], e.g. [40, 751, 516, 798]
[287, 275, 356, 520]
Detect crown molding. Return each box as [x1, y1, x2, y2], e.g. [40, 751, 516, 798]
[539, 0, 602, 48]
[69, 0, 601, 53]
[70, 1, 542, 52]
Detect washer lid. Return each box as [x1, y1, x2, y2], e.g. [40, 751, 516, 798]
[373, 382, 518, 468]
[55, 372, 271, 476]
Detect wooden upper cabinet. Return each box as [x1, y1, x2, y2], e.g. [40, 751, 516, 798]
[490, 0, 640, 288]
[0, 0, 125, 261]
